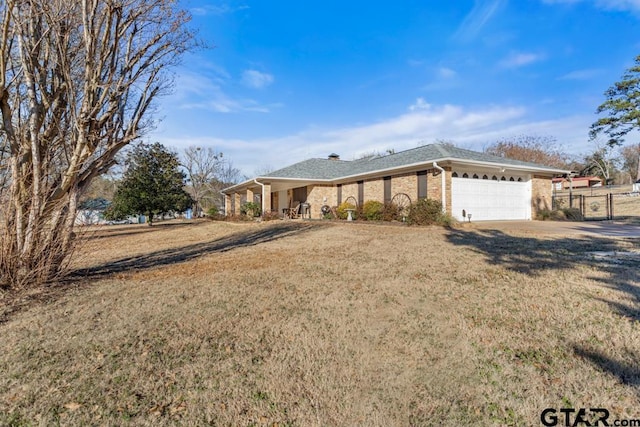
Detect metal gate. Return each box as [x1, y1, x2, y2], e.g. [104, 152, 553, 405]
[581, 194, 612, 220]
[552, 193, 640, 221]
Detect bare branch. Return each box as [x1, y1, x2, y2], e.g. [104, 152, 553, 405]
[0, 0, 195, 289]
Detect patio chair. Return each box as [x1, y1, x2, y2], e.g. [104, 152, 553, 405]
[288, 201, 301, 219]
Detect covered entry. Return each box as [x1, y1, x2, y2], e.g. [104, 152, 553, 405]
[451, 172, 531, 221]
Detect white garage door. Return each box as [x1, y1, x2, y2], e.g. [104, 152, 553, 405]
[451, 177, 531, 221]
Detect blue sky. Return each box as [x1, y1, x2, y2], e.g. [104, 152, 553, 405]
[151, 0, 640, 176]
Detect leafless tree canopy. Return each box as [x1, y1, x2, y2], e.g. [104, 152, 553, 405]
[484, 135, 570, 169]
[0, 0, 194, 289]
[182, 146, 241, 215]
[620, 143, 640, 183]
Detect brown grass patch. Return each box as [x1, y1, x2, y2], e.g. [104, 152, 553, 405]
[1, 220, 639, 425]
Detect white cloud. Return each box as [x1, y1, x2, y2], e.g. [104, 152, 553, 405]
[542, 0, 640, 13]
[420, 65, 461, 92]
[597, 0, 640, 11]
[155, 100, 598, 175]
[191, 4, 249, 16]
[164, 69, 276, 113]
[439, 67, 457, 78]
[454, 0, 506, 41]
[408, 97, 431, 111]
[242, 70, 275, 89]
[500, 52, 545, 68]
[558, 68, 602, 80]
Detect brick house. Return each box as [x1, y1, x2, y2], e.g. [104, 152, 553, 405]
[222, 143, 569, 221]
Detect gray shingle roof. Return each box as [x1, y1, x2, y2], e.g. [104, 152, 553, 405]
[262, 143, 565, 180]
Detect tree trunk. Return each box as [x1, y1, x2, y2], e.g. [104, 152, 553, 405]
[0, 0, 193, 290]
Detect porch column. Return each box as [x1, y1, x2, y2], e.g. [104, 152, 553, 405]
[224, 193, 231, 215]
[233, 192, 241, 215]
[263, 183, 272, 213]
[246, 188, 254, 204]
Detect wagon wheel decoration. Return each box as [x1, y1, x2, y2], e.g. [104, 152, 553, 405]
[391, 192, 412, 220]
[321, 204, 334, 219]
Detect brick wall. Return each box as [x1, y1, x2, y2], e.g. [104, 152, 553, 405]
[531, 175, 552, 219]
[427, 170, 440, 201]
[424, 168, 451, 214]
[342, 183, 358, 205]
[392, 173, 417, 201]
[307, 185, 336, 218]
[364, 178, 384, 202]
[332, 169, 453, 214]
[444, 168, 452, 214]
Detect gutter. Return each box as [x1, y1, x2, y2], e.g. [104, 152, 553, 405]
[433, 161, 446, 214]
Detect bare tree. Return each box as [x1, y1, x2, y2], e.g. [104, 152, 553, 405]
[620, 143, 640, 183]
[183, 146, 222, 216]
[484, 135, 571, 169]
[0, 0, 194, 289]
[581, 141, 619, 185]
[182, 146, 241, 215]
[217, 160, 242, 188]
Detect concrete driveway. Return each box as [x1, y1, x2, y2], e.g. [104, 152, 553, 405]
[470, 220, 640, 238]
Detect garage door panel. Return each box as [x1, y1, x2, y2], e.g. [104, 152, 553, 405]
[452, 178, 531, 221]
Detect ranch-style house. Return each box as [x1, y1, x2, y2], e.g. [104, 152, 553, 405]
[222, 143, 569, 222]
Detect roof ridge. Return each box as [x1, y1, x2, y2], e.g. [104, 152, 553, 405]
[363, 142, 441, 160]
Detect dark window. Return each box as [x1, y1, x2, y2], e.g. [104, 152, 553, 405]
[357, 180, 364, 206]
[384, 176, 392, 203]
[517, 177, 523, 182]
[417, 171, 427, 199]
[473, 174, 479, 179]
[462, 173, 469, 178]
[337, 184, 342, 204]
[452, 172, 459, 177]
[501, 176, 506, 181]
[483, 175, 488, 180]
[293, 186, 308, 203]
[509, 177, 515, 181]
[492, 175, 498, 181]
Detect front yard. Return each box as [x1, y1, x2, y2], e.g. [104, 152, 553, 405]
[1, 220, 639, 426]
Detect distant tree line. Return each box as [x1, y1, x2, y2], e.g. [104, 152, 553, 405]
[483, 135, 639, 185]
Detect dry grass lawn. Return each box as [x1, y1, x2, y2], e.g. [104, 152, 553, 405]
[1, 219, 639, 426]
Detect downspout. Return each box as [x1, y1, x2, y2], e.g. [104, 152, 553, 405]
[253, 179, 265, 215]
[433, 162, 446, 214]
